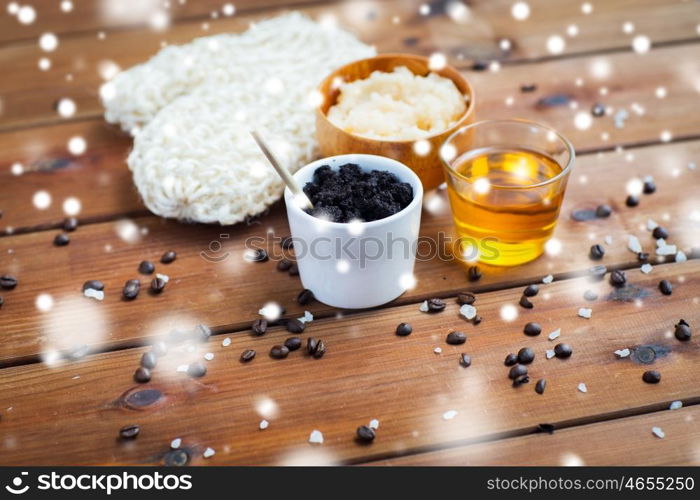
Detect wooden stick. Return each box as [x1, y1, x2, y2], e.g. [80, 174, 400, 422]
[250, 130, 313, 210]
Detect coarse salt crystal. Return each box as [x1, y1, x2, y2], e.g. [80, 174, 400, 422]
[614, 348, 630, 358]
[170, 438, 182, 449]
[604, 235, 613, 245]
[646, 219, 658, 231]
[433, 347, 442, 354]
[259, 419, 269, 430]
[688, 162, 696, 171]
[651, 427, 665, 439]
[222, 338, 231, 347]
[156, 273, 169, 283]
[546, 349, 556, 359]
[627, 235, 642, 253]
[669, 401, 682, 410]
[298, 310, 314, 323]
[542, 274, 554, 284]
[578, 308, 592, 319]
[676, 251, 687, 263]
[459, 304, 477, 320]
[204, 352, 214, 361]
[83, 288, 104, 301]
[308, 429, 324, 444]
[640, 263, 653, 274]
[176, 364, 189, 373]
[419, 300, 429, 312]
[548, 328, 561, 341]
[577, 382, 588, 393]
[203, 447, 216, 458]
[656, 244, 677, 256]
[442, 410, 458, 420]
[369, 419, 379, 429]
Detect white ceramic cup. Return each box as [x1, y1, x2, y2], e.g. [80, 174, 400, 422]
[284, 154, 423, 309]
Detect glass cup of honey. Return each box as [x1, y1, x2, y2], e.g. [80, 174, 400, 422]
[441, 119, 575, 267]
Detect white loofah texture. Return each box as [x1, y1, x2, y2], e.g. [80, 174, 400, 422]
[102, 13, 375, 225]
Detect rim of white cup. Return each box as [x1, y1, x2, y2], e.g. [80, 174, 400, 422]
[285, 154, 424, 229]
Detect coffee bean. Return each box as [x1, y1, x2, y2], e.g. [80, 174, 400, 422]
[195, 324, 212, 342]
[122, 279, 141, 300]
[523, 284, 539, 297]
[270, 345, 289, 359]
[356, 425, 376, 442]
[150, 277, 166, 294]
[395, 322, 412, 336]
[164, 449, 190, 466]
[160, 251, 177, 264]
[446, 331, 467, 345]
[297, 289, 315, 305]
[472, 315, 482, 325]
[284, 336, 302, 351]
[643, 180, 656, 194]
[595, 204, 612, 218]
[0, 275, 17, 289]
[519, 295, 534, 309]
[589, 244, 605, 260]
[426, 298, 446, 312]
[247, 249, 269, 262]
[659, 280, 673, 295]
[141, 352, 157, 369]
[523, 322, 541, 336]
[119, 424, 140, 440]
[285, 318, 306, 334]
[520, 83, 537, 93]
[642, 370, 661, 384]
[609, 269, 627, 288]
[468, 265, 482, 282]
[625, 195, 639, 207]
[504, 353, 518, 366]
[472, 61, 488, 71]
[589, 265, 607, 281]
[535, 379, 547, 395]
[313, 339, 326, 359]
[674, 320, 691, 341]
[652, 226, 668, 239]
[138, 260, 155, 274]
[513, 374, 530, 387]
[591, 103, 606, 117]
[252, 319, 268, 336]
[277, 259, 292, 271]
[459, 353, 471, 367]
[508, 364, 528, 380]
[457, 292, 476, 305]
[288, 263, 299, 276]
[61, 217, 78, 232]
[187, 362, 207, 378]
[152, 341, 168, 357]
[0, 296, 3, 307]
[554, 343, 572, 359]
[637, 252, 649, 262]
[53, 233, 70, 246]
[281, 236, 294, 250]
[517, 347, 535, 364]
[583, 290, 598, 301]
[307, 337, 318, 355]
[240, 349, 256, 362]
[82, 279, 104, 291]
[134, 367, 151, 383]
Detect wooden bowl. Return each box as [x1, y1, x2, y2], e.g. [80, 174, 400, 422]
[316, 53, 475, 190]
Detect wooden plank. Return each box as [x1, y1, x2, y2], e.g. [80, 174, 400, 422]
[370, 405, 700, 465]
[1, 138, 699, 363]
[0, 0, 698, 129]
[0, 260, 697, 465]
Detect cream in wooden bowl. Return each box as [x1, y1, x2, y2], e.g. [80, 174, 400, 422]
[316, 54, 475, 190]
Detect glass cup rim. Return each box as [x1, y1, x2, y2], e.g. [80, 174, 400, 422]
[441, 118, 575, 189]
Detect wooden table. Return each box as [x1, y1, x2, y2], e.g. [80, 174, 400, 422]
[0, 0, 699, 466]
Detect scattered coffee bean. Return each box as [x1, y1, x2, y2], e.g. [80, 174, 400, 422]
[53, 233, 70, 246]
[82, 279, 104, 291]
[457, 292, 476, 305]
[240, 349, 256, 362]
[446, 331, 467, 345]
[625, 195, 639, 207]
[270, 345, 290, 359]
[589, 265, 607, 281]
[133, 367, 151, 383]
[277, 259, 292, 271]
[307, 337, 318, 355]
[187, 361, 207, 378]
[523, 322, 542, 336]
[122, 279, 141, 300]
[356, 425, 376, 442]
[583, 290, 598, 301]
[281, 236, 294, 250]
[426, 298, 446, 312]
[63, 217, 78, 232]
[535, 378, 547, 395]
[141, 351, 157, 369]
[591, 103, 606, 117]
[513, 374, 530, 387]
[652, 226, 668, 239]
[395, 322, 412, 336]
[119, 424, 140, 440]
[642, 370, 661, 384]
[164, 449, 190, 467]
[297, 289, 315, 305]
[288, 263, 299, 276]
[659, 280, 673, 295]
[637, 252, 649, 262]
[517, 347, 535, 364]
[247, 248, 269, 262]
[508, 364, 528, 380]
[150, 277, 166, 294]
[520, 83, 537, 92]
[609, 269, 627, 288]
[554, 343, 572, 359]
[252, 319, 268, 336]
[284, 337, 302, 351]
[0, 275, 17, 289]
[312, 339, 326, 359]
[459, 353, 471, 368]
[504, 353, 518, 366]
[472, 61, 488, 71]
[523, 284, 539, 297]
[519, 295, 534, 309]
[472, 315, 482, 325]
[285, 318, 306, 334]
[468, 265, 482, 282]
[160, 250, 177, 264]
[589, 244, 605, 260]
[595, 204, 612, 218]
[674, 320, 691, 341]
[643, 179, 656, 194]
[138, 260, 155, 274]
[0, 296, 3, 307]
